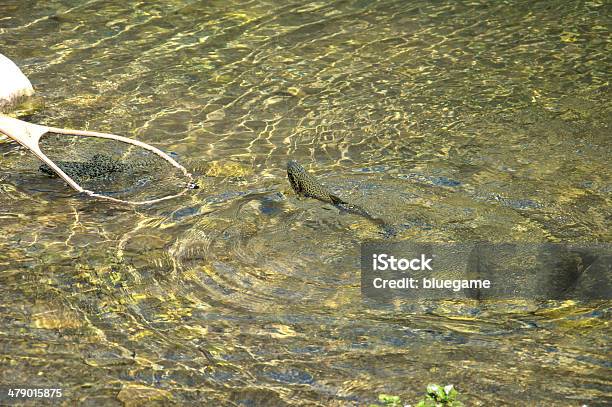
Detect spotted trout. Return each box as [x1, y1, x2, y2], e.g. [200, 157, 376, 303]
[286, 160, 395, 236]
[39, 153, 125, 179]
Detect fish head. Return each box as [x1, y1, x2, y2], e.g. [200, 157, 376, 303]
[286, 160, 307, 194]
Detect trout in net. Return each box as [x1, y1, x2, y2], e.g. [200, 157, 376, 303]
[39, 153, 126, 179]
[0, 115, 197, 204]
[36, 133, 197, 203]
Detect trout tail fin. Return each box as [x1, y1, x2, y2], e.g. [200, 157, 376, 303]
[330, 194, 348, 205]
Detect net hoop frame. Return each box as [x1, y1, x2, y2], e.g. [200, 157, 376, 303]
[0, 115, 195, 205]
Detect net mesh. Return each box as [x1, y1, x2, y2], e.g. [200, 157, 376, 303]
[37, 133, 191, 202]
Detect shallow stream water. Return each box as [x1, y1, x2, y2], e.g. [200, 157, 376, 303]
[0, 1, 610, 405]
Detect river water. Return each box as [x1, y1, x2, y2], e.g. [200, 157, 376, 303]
[0, 0, 610, 405]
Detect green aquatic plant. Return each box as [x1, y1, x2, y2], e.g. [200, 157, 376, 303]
[415, 384, 463, 407]
[370, 384, 463, 407]
[371, 394, 402, 407]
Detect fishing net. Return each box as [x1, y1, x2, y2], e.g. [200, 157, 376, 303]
[36, 132, 195, 204]
[0, 116, 196, 204]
